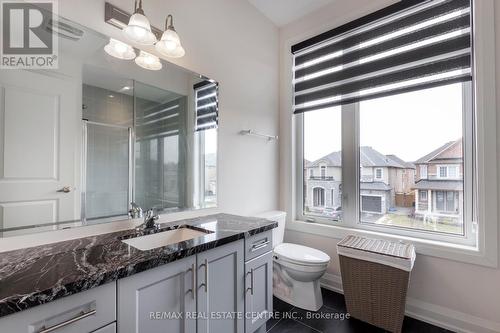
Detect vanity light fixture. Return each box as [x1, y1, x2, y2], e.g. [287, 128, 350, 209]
[155, 14, 185, 58]
[123, 0, 157, 45]
[104, 38, 136, 60]
[135, 51, 162, 70]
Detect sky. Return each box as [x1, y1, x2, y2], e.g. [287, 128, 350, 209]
[304, 83, 464, 162]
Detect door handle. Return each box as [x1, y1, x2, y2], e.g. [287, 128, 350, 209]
[56, 186, 73, 193]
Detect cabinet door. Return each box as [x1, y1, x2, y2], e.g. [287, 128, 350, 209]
[197, 240, 245, 333]
[245, 252, 273, 333]
[92, 322, 116, 333]
[117, 256, 196, 333]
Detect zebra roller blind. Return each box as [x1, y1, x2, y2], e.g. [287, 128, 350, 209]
[194, 80, 219, 131]
[292, 0, 472, 114]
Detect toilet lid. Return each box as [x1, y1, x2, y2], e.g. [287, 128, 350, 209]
[274, 243, 330, 264]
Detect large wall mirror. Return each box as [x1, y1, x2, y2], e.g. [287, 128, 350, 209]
[0, 12, 218, 237]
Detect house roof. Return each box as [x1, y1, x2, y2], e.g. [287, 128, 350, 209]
[360, 181, 392, 191]
[413, 180, 463, 191]
[386, 154, 415, 169]
[309, 147, 412, 169]
[414, 140, 461, 164]
[309, 151, 342, 167]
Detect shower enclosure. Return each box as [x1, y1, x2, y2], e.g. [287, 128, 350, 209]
[82, 80, 187, 222]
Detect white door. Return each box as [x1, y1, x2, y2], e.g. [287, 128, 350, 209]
[0, 69, 79, 233]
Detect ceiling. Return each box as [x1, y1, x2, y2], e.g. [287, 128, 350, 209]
[247, 0, 336, 27]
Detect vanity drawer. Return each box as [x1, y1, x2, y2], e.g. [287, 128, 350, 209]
[245, 230, 273, 261]
[0, 282, 116, 333]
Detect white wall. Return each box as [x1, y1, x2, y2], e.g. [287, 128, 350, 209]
[58, 0, 280, 216]
[279, 1, 500, 332]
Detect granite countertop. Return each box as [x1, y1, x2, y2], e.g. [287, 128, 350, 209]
[0, 213, 277, 318]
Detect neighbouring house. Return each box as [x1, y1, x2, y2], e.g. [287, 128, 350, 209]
[304, 147, 415, 215]
[413, 139, 463, 223]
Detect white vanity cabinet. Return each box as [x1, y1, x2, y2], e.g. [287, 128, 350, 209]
[196, 240, 245, 333]
[117, 256, 197, 333]
[0, 235, 273, 333]
[0, 283, 116, 333]
[244, 231, 274, 333]
[117, 239, 245, 333]
[245, 252, 273, 333]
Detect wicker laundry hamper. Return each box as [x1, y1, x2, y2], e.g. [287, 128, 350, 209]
[337, 235, 416, 333]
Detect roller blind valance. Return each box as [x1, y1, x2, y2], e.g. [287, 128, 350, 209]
[194, 81, 218, 131]
[292, 0, 472, 114]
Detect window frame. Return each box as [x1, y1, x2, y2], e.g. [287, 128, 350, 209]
[296, 81, 475, 246]
[420, 165, 428, 179]
[374, 168, 383, 180]
[289, 0, 497, 268]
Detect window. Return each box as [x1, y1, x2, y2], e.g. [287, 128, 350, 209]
[302, 107, 342, 219]
[293, 0, 475, 245]
[438, 165, 460, 179]
[313, 187, 325, 207]
[435, 191, 458, 213]
[320, 164, 327, 179]
[420, 165, 428, 179]
[448, 166, 458, 178]
[439, 166, 448, 178]
[419, 190, 427, 201]
[359, 84, 466, 236]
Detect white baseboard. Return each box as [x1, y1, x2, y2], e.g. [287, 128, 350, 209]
[320, 273, 500, 333]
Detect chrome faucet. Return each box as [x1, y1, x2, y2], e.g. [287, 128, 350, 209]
[136, 208, 160, 232]
[128, 202, 143, 219]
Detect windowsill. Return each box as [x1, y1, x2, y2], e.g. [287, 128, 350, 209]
[286, 219, 497, 268]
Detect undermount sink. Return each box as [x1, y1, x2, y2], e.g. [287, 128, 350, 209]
[122, 226, 212, 251]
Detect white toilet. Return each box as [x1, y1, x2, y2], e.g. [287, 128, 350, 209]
[255, 211, 330, 311]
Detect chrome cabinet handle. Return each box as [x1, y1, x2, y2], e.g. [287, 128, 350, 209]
[246, 269, 255, 295]
[251, 240, 270, 252]
[250, 268, 254, 295]
[200, 259, 208, 293]
[56, 186, 72, 193]
[187, 263, 196, 299]
[38, 309, 96, 333]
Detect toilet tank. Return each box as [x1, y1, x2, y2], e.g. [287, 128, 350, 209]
[254, 211, 287, 247]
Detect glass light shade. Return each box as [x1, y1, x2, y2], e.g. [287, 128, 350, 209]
[155, 29, 185, 58]
[135, 51, 162, 70]
[104, 38, 136, 60]
[123, 13, 157, 45]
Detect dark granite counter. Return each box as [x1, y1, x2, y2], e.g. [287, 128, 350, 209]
[0, 213, 277, 318]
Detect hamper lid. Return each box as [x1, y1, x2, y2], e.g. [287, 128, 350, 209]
[337, 235, 416, 272]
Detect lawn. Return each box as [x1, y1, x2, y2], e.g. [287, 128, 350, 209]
[363, 213, 463, 235]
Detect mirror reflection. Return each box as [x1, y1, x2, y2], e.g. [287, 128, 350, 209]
[0, 14, 218, 237]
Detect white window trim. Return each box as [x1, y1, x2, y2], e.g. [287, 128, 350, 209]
[375, 167, 383, 180]
[419, 190, 427, 201]
[420, 165, 428, 179]
[436, 164, 460, 179]
[289, 0, 498, 268]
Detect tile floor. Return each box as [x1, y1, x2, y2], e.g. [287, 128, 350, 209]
[266, 288, 454, 333]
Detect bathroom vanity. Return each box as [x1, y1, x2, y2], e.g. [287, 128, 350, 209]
[0, 214, 276, 333]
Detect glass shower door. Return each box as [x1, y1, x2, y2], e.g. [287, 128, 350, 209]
[84, 122, 131, 221]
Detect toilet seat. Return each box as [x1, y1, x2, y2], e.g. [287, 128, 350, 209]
[274, 243, 330, 266]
